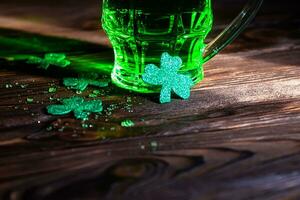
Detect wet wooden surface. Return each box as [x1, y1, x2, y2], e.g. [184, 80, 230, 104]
[0, 0, 300, 199]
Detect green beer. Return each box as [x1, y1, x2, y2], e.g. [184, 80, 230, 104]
[102, 0, 213, 93]
[102, 0, 263, 93]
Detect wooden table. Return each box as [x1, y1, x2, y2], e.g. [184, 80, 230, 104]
[0, 0, 299, 199]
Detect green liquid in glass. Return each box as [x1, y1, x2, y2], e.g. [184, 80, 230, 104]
[102, 0, 213, 93]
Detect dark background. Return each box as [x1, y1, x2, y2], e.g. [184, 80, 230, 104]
[0, 0, 299, 29]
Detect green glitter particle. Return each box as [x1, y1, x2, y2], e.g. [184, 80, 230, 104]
[126, 97, 132, 103]
[63, 73, 109, 92]
[81, 123, 89, 129]
[26, 97, 34, 103]
[140, 145, 146, 150]
[48, 87, 57, 93]
[27, 53, 71, 70]
[142, 52, 193, 104]
[49, 97, 56, 101]
[5, 84, 13, 88]
[20, 84, 28, 89]
[46, 126, 53, 131]
[150, 141, 158, 150]
[88, 89, 103, 98]
[88, 93, 98, 98]
[93, 90, 101, 95]
[47, 96, 103, 120]
[121, 119, 135, 127]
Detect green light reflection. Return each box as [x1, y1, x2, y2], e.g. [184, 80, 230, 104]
[0, 28, 114, 75]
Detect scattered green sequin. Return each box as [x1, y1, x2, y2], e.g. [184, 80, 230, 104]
[88, 90, 102, 98]
[49, 97, 56, 101]
[5, 84, 13, 88]
[80, 122, 94, 129]
[27, 53, 71, 70]
[58, 127, 65, 132]
[126, 97, 132, 103]
[46, 126, 53, 131]
[63, 73, 109, 92]
[88, 93, 98, 98]
[81, 123, 89, 129]
[47, 96, 103, 120]
[93, 90, 101, 95]
[20, 84, 28, 89]
[150, 141, 158, 151]
[121, 119, 135, 127]
[48, 87, 57, 93]
[140, 145, 146, 150]
[26, 97, 34, 103]
[142, 52, 193, 103]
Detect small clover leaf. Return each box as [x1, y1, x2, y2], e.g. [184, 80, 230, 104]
[27, 53, 71, 69]
[64, 73, 109, 92]
[47, 96, 102, 120]
[142, 52, 193, 103]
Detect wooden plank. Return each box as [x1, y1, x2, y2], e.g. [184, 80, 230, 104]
[0, 0, 299, 199]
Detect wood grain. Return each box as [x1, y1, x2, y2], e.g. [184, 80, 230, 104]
[0, 0, 300, 199]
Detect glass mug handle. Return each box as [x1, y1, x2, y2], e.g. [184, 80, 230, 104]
[203, 0, 264, 62]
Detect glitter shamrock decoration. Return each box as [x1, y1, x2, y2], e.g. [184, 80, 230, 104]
[27, 53, 71, 69]
[142, 52, 193, 103]
[64, 73, 109, 92]
[47, 96, 102, 120]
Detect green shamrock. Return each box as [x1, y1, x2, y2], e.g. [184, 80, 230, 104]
[142, 52, 193, 103]
[27, 53, 71, 69]
[63, 73, 109, 92]
[47, 96, 103, 120]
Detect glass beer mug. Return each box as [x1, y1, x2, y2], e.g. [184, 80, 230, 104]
[102, 0, 263, 93]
